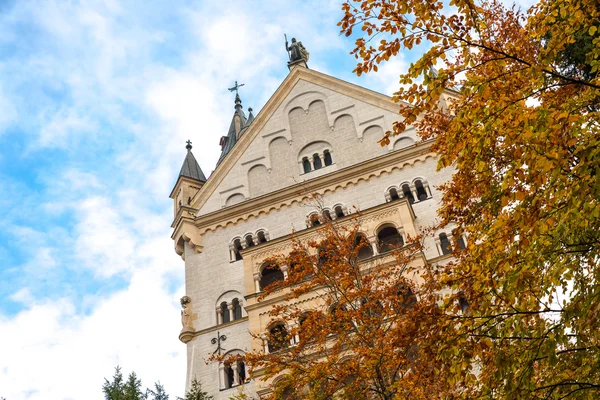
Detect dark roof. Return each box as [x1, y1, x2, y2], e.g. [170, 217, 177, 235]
[179, 144, 207, 182]
[216, 94, 254, 165]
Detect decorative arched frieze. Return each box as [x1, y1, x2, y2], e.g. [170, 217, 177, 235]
[193, 152, 436, 237]
[283, 91, 335, 134]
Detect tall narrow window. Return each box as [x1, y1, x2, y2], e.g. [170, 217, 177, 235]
[355, 234, 374, 260]
[268, 323, 289, 353]
[225, 363, 234, 388]
[389, 188, 400, 201]
[313, 153, 322, 170]
[302, 157, 311, 173]
[439, 233, 452, 255]
[453, 229, 466, 250]
[233, 239, 243, 261]
[334, 205, 345, 219]
[323, 209, 332, 221]
[415, 180, 428, 201]
[238, 361, 246, 382]
[221, 302, 230, 324]
[257, 231, 267, 244]
[245, 235, 255, 248]
[402, 184, 415, 204]
[324, 150, 333, 166]
[233, 298, 242, 320]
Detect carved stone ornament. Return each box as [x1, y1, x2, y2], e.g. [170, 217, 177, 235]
[179, 295, 195, 343]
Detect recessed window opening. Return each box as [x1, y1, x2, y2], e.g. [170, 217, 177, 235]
[355, 235, 374, 260]
[260, 262, 285, 290]
[389, 188, 400, 201]
[257, 231, 267, 244]
[313, 153, 322, 170]
[233, 298, 242, 320]
[221, 301, 230, 324]
[440, 233, 452, 254]
[378, 226, 404, 253]
[453, 229, 466, 250]
[233, 239, 243, 261]
[402, 184, 415, 204]
[324, 150, 333, 166]
[268, 323, 289, 353]
[245, 235, 255, 248]
[334, 206, 345, 219]
[415, 180, 428, 201]
[323, 210, 332, 221]
[309, 213, 321, 227]
[225, 363, 234, 388]
[302, 157, 311, 173]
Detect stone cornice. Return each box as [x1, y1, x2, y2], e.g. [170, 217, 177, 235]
[187, 140, 434, 236]
[181, 316, 249, 343]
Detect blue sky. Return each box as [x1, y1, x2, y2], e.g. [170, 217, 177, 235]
[0, 0, 534, 399]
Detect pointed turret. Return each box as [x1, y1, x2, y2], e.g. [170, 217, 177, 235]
[170, 141, 207, 226]
[179, 140, 207, 182]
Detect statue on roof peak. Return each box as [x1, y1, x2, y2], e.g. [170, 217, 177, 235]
[285, 35, 309, 63]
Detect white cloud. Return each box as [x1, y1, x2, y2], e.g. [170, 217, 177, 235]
[0, 277, 185, 400]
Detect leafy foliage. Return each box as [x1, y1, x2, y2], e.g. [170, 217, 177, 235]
[239, 215, 461, 399]
[339, 0, 600, 398]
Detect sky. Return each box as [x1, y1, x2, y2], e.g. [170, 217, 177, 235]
[0, 0, 535, 399]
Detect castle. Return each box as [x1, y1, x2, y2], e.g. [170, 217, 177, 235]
[169, 48, 461, 399]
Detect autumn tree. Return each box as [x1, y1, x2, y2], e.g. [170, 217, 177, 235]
[238, 213, 462, 400]
[340, 0, 600, 398]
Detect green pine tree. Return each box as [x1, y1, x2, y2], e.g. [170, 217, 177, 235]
[147, 382, 169, 400]
[178, 377, 212, 400]
[123, 371, 144, 400]
[103, 366, 126, 400]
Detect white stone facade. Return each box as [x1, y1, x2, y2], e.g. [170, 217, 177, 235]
[172, 66, 457, 399]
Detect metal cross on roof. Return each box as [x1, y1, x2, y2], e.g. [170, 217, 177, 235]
[211, 331, 227, 355]
[228, 81, 245, 95]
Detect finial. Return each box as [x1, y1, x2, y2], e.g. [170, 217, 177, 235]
[228, 80, 245, 96]
[186, 140, 192, 151]
[248, 107, 253, 113]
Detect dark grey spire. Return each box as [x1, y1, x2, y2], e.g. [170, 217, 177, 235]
[217, 93, 250, 165]
[179, 140, 207, 182]
[246, 107, 254, 125]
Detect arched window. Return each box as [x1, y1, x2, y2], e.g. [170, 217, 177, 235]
[308, 213, 321, 227]
[396, 285, 417, 310]
[232, 298, 242, 320]
[225, 363, 234, 388]
[302, 157, 311, 173]
[257, 230, 268, 244]
[238, 360, 247, 382]
[313, 153, 322, 170]
[355, 234, 374, 261]
[415, 180, 428, 201]
[245, 234, 255, 248]
[298, 311, 324, 341]
[323, 209, 332, 221]
[232, 239, 243, 261]
[221, 301, 230, 324]
[453, 229, 466, 250]
[334, 205, 345, 219]
[324, 150, 333, 166]
[389, 188, 400, 201]
[377, 226, 404, 253]
[260, 262, 285, 290]
[439, 233, 452, 255]
[401, 184, 415, 204]
[268, 323, 289, 353]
